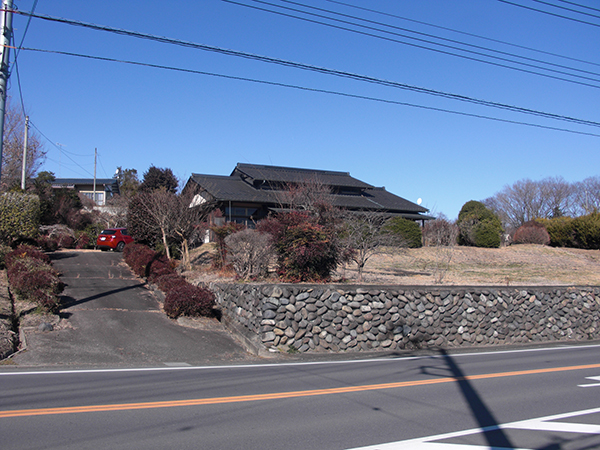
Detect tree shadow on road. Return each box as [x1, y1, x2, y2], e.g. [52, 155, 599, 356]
[59, 282, 148, 309]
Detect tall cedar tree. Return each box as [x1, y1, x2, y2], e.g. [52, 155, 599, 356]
[139, 166, 178, 193]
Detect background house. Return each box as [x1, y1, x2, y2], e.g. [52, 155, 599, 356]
[51, 178, 120, 206]
[184, 163, 434, 229]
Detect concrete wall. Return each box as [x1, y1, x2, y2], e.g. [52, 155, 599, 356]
[210, 283, 600, 354]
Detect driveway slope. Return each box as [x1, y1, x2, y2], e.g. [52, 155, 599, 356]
[10, 250, 255, 368]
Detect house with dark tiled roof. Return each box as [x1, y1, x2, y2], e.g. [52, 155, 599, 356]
[51, 178, 119, 206]
[184, 163, 433, 228]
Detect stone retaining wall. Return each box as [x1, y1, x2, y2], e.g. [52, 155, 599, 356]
[210, 283, 600, 353]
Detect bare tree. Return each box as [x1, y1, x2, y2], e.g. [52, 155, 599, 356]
[173, 189, 214, 270]
[132, 188, 178, 259]
[225, 229, 274, 280]
[539, 176, 574, 218]
[572, 176, 600, 216]
[485, 177, 576, 232]
[422, 214, 459, 283]
[274, 175, 333, 212]
[1, 101, 45, 189]
[340, 211, 401, 282]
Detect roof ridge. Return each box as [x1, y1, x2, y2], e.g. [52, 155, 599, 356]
[236, 162, 351, 177]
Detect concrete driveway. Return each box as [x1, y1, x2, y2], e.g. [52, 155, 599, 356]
[10, 250, 256, 368]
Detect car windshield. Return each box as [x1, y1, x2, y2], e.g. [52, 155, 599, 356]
[101, 230, 117, 235]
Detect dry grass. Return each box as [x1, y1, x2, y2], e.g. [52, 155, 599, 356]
[185, 243, 600, 286]
[345, 244, 600, 286]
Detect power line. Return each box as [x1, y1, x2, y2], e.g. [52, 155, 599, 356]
[12, 0, 38, 116]
[11, 11, 600, 128]
[558, 0, 600, 14]
[497, 0, 600, 28]
[28, 120, 94, 177]
[324, 0, 600, 69]
[223, 0, 600, 89]
[243, 0, 600, 84]
[18, 46, 600, 138]
[532, 0, 600, 19]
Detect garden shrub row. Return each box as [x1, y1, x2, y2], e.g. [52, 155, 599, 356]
[5, 245, 63, 312]
[123, 243, 215, 319]
[537, 212, 600, 249]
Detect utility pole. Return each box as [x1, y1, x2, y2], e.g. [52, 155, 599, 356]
[0, 0, 12, 185]
[20, 115, 28, 189]
[93, 148, 97, 204]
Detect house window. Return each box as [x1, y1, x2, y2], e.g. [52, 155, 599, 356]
[81, 191, 105, 206]
[224, 207, 258, 227]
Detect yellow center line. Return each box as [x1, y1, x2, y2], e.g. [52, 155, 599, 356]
[2, 362, 600, 418]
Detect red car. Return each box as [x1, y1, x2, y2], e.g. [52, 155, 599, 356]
[96, 228, 134, 252]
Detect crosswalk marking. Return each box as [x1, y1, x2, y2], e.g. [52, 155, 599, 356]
[346, 407, 600, 450]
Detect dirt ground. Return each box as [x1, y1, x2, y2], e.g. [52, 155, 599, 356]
[186, 244, 600, 287]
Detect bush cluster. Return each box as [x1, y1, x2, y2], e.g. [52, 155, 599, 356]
[36, 225, 83, 251]
[163, 284, 215, 319]
[123, 243, 215, 319]
[457, 201, 503, 248]
[512, 221, 550, 245]
[0, 192, 40, 245]
[538, 213, 600, 249]
[258, 211, 340, 282]
[383, 217, 423, 248]
[5, 245, 63, 312]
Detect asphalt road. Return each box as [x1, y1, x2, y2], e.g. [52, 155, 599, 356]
[9, 250, 255, 368]
[2, 344, 600, 449]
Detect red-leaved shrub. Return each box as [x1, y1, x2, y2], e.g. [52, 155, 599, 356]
[123, 243, 158, 278]
[123, 243, 216, 319]
[163, 284, 216, 319]
[5, 244, 50, 266]
[512, 221, 551, 245]
[6, 254, 63, 311]
[154, 273, 187, 293]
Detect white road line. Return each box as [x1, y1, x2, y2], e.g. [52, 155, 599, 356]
[3, 343, 600, 376]
[578, 375, 600, 388]
[509, 420, 600, 434]
[346, 407, 600, 450]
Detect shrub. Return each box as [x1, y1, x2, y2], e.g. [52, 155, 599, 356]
[383, 217, 423, 248]
[163, 284, 216, 319]
[0, 192, 40, 245]
[146, 254, 177, 283]
[154, 273, 187, 293]
[0, 244, 11, 269]
[274, 215, 339, 282]
[36, 235, 59, 252]
[5, 244, 50, 266]
[75, 232, 91, 249]
[6, 254, 63, 311]
[123, 243, 176, 281]
[457, 200, 503, 248]
[512, 221, 550, 245]
[123, 243, 158, 278]
[572, 212, 600, 250]
[422, 217, 458, 247]
[537, 217, 574, 247]
[225, 229, 274, 280]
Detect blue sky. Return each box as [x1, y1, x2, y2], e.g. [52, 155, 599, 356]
[9, 0, 600, 219]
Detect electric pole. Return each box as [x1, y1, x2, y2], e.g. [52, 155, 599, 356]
[0, 0, 13, 185]
[20, 115, 28, 189]
[93, 148, 97, 204]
